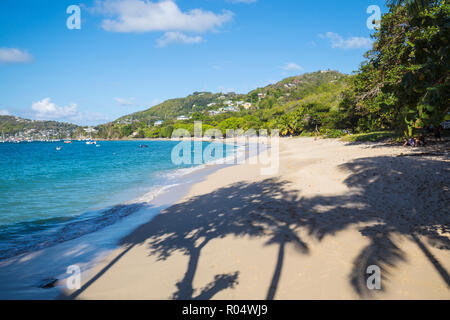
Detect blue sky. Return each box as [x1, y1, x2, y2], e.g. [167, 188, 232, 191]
[0, 0, 387, 125]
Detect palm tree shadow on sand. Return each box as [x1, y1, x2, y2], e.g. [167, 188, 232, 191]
[118, 177, 309, 300]
[67, 155, 449, 300]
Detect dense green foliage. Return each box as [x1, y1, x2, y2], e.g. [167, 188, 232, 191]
[339, 0, 449, 137]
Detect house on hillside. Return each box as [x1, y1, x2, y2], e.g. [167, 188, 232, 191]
[154, 120, 164, 126]
[84, 127, 97, 134]
[224, 106, 239, 112]
[209, 110, 223, 116]
[243, 102, 252, 110]
[177, 115, 190, 121]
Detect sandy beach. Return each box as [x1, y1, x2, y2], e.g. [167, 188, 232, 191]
[63, 137, 450, 300]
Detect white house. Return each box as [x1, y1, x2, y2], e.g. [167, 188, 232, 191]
[177, 115, 190, 121]
[154, 120, 163, 126]
[84, 127, 97, 134]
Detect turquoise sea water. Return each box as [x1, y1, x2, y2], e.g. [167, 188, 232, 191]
[0, 140, 226, 260]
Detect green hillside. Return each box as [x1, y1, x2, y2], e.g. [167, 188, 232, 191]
[0, 116, 81, 139]
[96, 70, 350, 139]
[116, 92, 246, 123]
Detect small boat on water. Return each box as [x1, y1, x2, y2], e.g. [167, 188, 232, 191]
[64, 141, 72, 144]
[139, 144, 149, 148]
[86, 140, 97, 145]
[56, 147, 62, 151]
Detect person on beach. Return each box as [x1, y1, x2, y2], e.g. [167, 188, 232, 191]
[433, 125, 442, 141]
[417, 134, 426, 146]
[403, 137, 416, 147]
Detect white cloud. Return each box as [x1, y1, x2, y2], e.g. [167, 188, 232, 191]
[114, 97, 136, 106]
[93, 0, 233, 33]
[30, 98, 110, 124]
[156, 32, 204, 47]
[281, 62, 303, 71]
[32, 98, 78, 120]
[0, 109, 10, 116]
[319, 32, 373, 49]
[0, 48, 33, 64]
